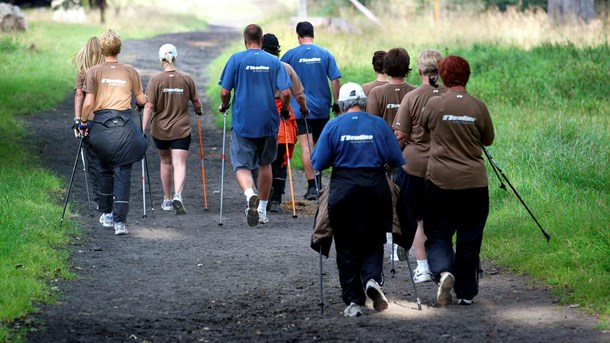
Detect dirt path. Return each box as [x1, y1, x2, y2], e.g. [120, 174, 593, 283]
[22, 26, 607, 343]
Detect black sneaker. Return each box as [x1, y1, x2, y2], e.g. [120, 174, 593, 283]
[269, 201, 281, 213]
[303, 187, 318, 201]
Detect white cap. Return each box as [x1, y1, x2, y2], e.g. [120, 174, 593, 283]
[158, 43, 177, 61]
[338, 82, 366, 102]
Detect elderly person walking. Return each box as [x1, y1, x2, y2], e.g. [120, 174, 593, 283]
[79, 29, 147, 235]
[393, 48, 445, 283]
[142, 43, 203, 215]
[311, 82, 405, 317]
[421, 55, 495, 306]
[218, 24, 292, 226]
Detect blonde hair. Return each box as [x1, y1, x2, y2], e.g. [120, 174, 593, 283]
[417, 49, 443, 76]
[100, 29, 122, 57]
[72, 36, 104, 74]
[161, 52, 175, 66]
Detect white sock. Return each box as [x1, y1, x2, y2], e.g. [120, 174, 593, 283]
[417, 259, 430, 271]
[244, 188, 255, 203]
[258, 200, 268, 212]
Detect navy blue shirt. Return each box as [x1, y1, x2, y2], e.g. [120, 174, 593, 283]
[219, 49, 291, 138]
[311, 111, 405, 170]
[281, 44, 341, 120]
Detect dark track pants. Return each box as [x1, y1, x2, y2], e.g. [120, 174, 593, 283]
[98, 163, 133, 224]
[335, 240, 384, 306]
[424, 180, 489, 300]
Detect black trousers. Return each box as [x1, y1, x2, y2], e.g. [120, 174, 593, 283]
[424, 180, 489, 300]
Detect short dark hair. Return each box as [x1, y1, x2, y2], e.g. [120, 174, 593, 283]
[296, 21, 314, 38]
[244, 24, 263, 44]
[439, 55, 470, 87]
[372, 50, 386, 74]
[384, 48, 412, 78]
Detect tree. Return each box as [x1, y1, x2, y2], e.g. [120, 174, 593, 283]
[548, 0, 596, 22]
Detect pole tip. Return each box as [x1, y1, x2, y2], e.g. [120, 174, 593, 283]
[292, 215, 298, 218]
[218, 223, 223, 226]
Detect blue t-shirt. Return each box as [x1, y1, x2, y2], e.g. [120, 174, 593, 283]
[219, 49, 292, 138]
[311, 111, 405, 171]
[281, 44, 341, 120]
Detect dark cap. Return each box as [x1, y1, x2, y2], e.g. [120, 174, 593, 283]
[262, 33, 280, 49]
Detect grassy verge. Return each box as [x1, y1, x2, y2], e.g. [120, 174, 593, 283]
[206, 7, 609, 327]
[0, 6, 205, 341]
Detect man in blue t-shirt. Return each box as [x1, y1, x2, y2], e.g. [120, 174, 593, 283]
[281, 21, 341, 201]
[218, 23, 292, 227]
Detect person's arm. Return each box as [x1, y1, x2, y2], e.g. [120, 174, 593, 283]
[142, 102, 154, 133]
[74, 88, 85, 119]
[192, 98, 203, 115]
[331, 78, 341, 103]
[219, 88, 231, 112]
[135, 93, 146, 108]
[294, 92, 308, 114]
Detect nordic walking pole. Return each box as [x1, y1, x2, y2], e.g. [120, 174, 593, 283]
[282, 118, 297, 218]
[141, 157, 147, 218]
[405, 254, 422, 311]
[197, 114, 209, 211]
[79, 141, 93, 217]
[143, 151, 155, 222]
[138, 107, 155, 221]
[218, 109, 228, 226]
[319, 249, 325, 315]
[60, 137, 84, 228]
[482, 146, 551, 242]
[390, 235, 396, 278]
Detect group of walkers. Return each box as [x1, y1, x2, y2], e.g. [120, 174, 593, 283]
[71, 22, 494, 318]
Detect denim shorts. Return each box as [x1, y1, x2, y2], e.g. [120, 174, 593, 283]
[230, 132, 278, 171]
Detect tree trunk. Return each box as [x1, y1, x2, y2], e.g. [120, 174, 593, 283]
[548, 0, 596, 22]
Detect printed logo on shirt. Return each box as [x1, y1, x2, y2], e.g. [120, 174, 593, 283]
[101, 78, 127, 86]
[298, 57, 321, 64]
[245, 65, 270, 72]
[442, 114, 476, 124]
[340, 134, 374, 143]
[163, 88, 184, 94]
[386, 104, 400, 109]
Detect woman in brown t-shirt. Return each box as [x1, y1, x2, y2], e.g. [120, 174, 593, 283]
[142, 44, 202, 215]
[421, 55, 495, 307]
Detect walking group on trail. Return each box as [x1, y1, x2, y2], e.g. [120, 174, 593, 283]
[69, 21, 494, 318]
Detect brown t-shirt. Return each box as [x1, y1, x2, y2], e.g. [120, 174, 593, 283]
[145, 70, 198, 140]
[84, 61, 143, 112]
[421, 91, 495, 189]
[366, 82, 416, 127]
[276, 62, 304, 99]
[393, 84, 446, 177]
[361, 80, 388, 96]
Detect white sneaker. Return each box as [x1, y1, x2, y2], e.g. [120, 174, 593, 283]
[437, 271, 455, 306]
[99, 213, 113, 228]
[413, 267, 433, 283]
[258, 210, 269, 224]
[114, 222, 128, 235]
[172, 194, 186, 215]
[161, 199, 173, 211]
[343, 302, 363, 317]
[457, 298, 473, 305]
[365, 279, 388, 312]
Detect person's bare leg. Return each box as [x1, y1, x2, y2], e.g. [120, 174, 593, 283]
[236, 169, 255, 193]
[299, 133, 314, 180]
[256, 163, 272, 201]
[158, 149, 173, 200]
[414, 220, 427, 260]
[171, 149, 189, 195]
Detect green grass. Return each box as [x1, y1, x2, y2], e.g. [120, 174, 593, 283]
[207, 18, 609, 327]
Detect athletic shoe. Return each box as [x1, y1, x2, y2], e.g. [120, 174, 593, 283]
[269, 201, 281, 213]
[172, 194, 186, 215]
[396, 246, 407, 261]
[161, 199, 173, 211]
[457, 298, 473, 305]
[114, 222, 127, 235]
[436, 272, 455, 306]
[343, 302, 363, 317]
[258, 210, 269, 224]
[246, 194, 260, 227]
[365, 279, 389, 312]
[303, 187, 318, 201]
[413, 267, 433, 283]
[99, 213, 113, 228]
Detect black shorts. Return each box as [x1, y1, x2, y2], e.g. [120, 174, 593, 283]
[153, 134, 191, 151]
[296, 118, 329, 141]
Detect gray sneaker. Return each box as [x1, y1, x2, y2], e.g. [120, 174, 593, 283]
[99, 213, 113, 228]
[437, 272, 455, 306]
[365, 279, 388, 312]
[114, 222, 128, 235]
[343, 302, 363, 317]
[246, 194, 260, 227]
[258, 210, 269, 224]
[161, 199, 173, 211]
